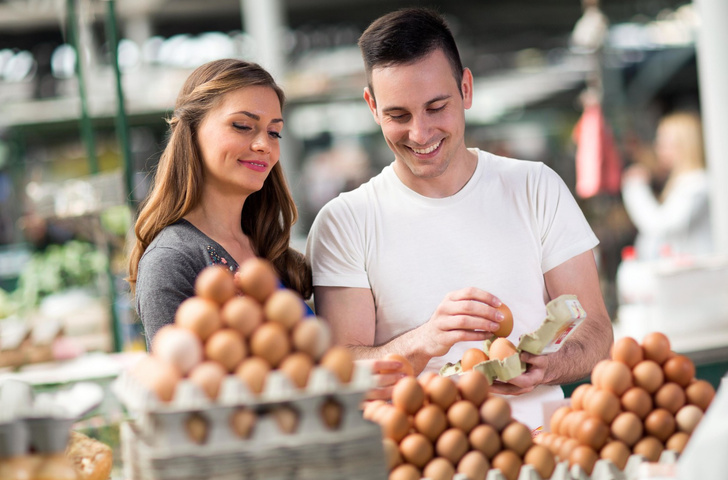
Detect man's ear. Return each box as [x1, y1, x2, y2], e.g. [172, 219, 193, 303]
[363, 87, 380, 125]
[461, 68, 474, 110]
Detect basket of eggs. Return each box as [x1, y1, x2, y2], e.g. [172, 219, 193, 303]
[114, 259, 387, 480]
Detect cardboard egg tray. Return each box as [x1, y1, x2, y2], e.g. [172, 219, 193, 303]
[115, 362, 389, 480]
[440, 295, 587, 383]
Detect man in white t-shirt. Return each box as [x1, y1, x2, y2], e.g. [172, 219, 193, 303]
[305, 7, 613, 429]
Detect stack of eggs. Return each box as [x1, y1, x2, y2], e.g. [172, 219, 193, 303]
[128, 259, 355, 438]
[365, 370, 557, 480]
[536, 332, 716, 476]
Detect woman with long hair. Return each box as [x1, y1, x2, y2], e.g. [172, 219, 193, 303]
[128, 59, 311, 347]
[622, 110, 712, 260]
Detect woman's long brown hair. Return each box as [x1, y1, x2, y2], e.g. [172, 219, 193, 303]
[128, 59, 312, 299]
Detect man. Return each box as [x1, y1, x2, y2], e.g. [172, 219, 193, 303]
[305, 7, 613, 429]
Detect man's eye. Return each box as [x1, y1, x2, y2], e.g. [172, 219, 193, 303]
[428, 105, 446, 113]
[389, 113, 410, 121]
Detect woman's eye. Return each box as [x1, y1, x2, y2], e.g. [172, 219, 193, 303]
[269, 131, 282, 139]
[232, 123, 251, 131]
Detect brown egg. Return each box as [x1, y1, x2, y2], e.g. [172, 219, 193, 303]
[632, 360, 665, 394]
[235, 257, 279, 303]
[610, 411, 643, 447]
[611, 336, 644, 368]
[380, 405, 410, 442]
[382, 438, 403, 470]
[550, 435, 566, 458]
[321, 398, 343, 430]
[363, 399, 387, 421]
[230, 408, 256, 438]
[175, 296, 222, 341]
[235, 356, 270, 395]
[564, 410, 590, 439]
[388, 464, 420, 480]
[264, 289, 304, 330]
[494, 303, 514, 337]
[272, 405, 299, 434]
[447, 400, 480, 434]
[469, 424, 502, 459]
[291, 319, 331, 361]
[524, 444, 555, 480]
[461, 348, 489, 371]
[549, 405, 572, 434]
[195, 265, 235, 305]
[621, 386, 653, 419]
[279, 352, 314, 389]
[480, 396, 512, 431]
[633, 436, 663, 462]
[489, 338, 518, 361]
[151, 324, 203, 375]
[642, 332, 671, 365]
[185, 413, 208, 444]
[600, 440, 631, 471]
[400, 433, 434, 468]
[600, 360, 633, 396]
[435, 428, 469, 465]
[423, 457, 455, 480]
[559, 437, 581, 462]
[187, 360, 227, 400]
[204, 328, 246, 372]
[685, 379, 716, 411]
[644, 408, 676, 442]
[654, 382, 686, 414]
[382, 353, 415, 376]
[426, 375, 458, 410]
[666, 431, 690, 454]
[569, 445, 598, 475]
[414, 404, 448, 442]
[130, 355, 181, 402]
[320, 346, 355, 384]
[675, 404, 703, 434]
[392, 376, 425, 415]
[419, 372, 438, 388]
[457, 370, 490, 407]
[570, 383, 592, 411]
[250, 322, 290, 367]
[663, 355, 695, 388]
[220, 296, 263, 338]
[501, 421, 533, 456]
[576, 415, 609, 450]
[585, 389, 621, 424]
[491, 450, 522, 480]
[457, 450, 489, 480]
[590, 359, 610, 386]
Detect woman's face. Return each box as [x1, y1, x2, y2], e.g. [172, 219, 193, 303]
[654, 122, 679, 172]
[197, 85, 283, 197]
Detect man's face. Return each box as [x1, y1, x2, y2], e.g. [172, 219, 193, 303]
[364, 49, 473, 192]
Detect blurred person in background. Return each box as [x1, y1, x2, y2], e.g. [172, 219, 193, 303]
[621, 111, 712, 261]
[128, 59, 311, 349]
[306, 7, 612, 430]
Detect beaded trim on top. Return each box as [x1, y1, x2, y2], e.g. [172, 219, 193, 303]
[206, 245, 234, 271]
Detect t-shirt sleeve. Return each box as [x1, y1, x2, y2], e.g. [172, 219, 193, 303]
[136, 245, 198, 348]
[305, 197, 370, 288]
[533, 164, 599, 273]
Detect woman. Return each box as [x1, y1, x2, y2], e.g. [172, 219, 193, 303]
[621, 111, 712, 260]
[128, 59, 312, 347]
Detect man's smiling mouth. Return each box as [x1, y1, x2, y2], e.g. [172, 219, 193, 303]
[410, 140, 441, 155]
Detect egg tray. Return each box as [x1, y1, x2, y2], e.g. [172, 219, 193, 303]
[439, 295, 587, 383]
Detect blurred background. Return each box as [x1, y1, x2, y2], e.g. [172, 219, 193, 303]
[0, 0, 726, 366]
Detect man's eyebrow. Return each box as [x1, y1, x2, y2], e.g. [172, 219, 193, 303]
[231, 111, 284, 124]
[381, 95, 452, 114]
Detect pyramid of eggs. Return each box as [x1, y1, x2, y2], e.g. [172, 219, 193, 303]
[536, 332, 715, 477]
[365, 370, 560, 480]
[115, 259, 387, 480]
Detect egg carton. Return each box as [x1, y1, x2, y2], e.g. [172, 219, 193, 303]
[115, 362, 388, 479]
[440, 295, 586, 383]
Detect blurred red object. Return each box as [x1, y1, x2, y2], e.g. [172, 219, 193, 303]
[573, 101, 622, 198]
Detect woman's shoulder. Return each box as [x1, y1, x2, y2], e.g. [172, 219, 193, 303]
[140, 221, 209, 270]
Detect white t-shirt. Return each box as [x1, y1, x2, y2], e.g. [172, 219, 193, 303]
[306, 148, 599, 428]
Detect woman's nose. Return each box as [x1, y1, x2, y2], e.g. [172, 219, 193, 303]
[251, 132, 271, 153]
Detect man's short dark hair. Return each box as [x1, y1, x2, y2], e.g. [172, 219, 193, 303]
[358, 8, 465, 101]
